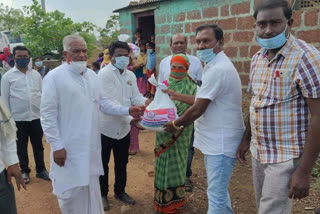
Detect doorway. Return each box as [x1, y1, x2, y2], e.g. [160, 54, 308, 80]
[135, 11, 155, 43]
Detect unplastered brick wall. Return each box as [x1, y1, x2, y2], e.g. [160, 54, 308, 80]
[153, 0, 320, 90]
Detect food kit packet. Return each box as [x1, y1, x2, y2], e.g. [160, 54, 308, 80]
[140, 74, 178, 131]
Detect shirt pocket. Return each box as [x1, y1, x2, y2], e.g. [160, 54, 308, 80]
[124, 79, 134, 104]
[270, 77, 294, 100]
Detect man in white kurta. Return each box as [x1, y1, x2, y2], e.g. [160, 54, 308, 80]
[40, 35, 144, 214]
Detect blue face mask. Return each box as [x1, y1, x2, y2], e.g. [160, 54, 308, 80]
[256, 25, 288, 50]
[15, 58, 30, 69]
[196, 42, 219, 63]
[196, 48, 215, 63]
[147, 49, 154, 54]
[35, 61, 43, 67]
[114, 56, 129, 70]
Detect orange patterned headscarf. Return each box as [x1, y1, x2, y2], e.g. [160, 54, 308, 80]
[169, 54, 190, 80]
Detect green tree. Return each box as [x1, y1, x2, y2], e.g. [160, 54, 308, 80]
[0, 3, 24, 31]
[18, 0, 97, 58]
[99, 14, 120, 48]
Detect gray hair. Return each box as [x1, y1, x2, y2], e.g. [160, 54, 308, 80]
[63, 35, 86, 51]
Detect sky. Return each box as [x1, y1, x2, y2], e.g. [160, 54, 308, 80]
[0, 0, 133, 29]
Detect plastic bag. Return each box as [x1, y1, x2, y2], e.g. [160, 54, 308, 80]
[140, 74, 178, 132]
[128, 43, 140, 58]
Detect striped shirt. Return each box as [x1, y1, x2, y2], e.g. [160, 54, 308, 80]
[248, 34, 320, 164]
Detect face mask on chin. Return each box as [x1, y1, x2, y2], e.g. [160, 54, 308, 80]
[196, 42, 219, 63]
[68, 61, 87, 74]
[256, 25, 289, 50]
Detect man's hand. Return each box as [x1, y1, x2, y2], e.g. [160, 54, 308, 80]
[7, 163, 26, 191]
[53, 148, 67, 167]
[236, 138, 250, 164]
[162, 89, 178, 100]
[129, 105, 145, 117]
[288, 169, 311, 199]
[163, 121, 177, 133]
[130, 118, 145, 130]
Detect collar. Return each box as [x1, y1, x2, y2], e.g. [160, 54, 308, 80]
[109, 63, 128, 75]
[206, 50, 224, 66]
[12, 66, 31, 73]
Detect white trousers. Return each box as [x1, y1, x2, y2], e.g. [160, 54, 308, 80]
[57, 176, 104, 214]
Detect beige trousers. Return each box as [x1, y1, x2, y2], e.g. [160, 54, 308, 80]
[252, 157, 299, 214]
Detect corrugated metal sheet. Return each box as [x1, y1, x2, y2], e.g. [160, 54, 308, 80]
[113, 0, 171, 12]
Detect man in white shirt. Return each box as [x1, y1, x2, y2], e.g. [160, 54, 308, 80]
[164, 24, 244, 214]
[0, 97, 26, 214]
[1, 46, 49, 184]
[158, 33, 203, 190]
[40, 35, 144, 214]
[98, 41, 149, 210]
[158, 33, 203, 84]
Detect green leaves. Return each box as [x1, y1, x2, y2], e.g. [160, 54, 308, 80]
[0, 3, 24, 31]
[1, 0, 97, 59]
[99, 14, 120, 48]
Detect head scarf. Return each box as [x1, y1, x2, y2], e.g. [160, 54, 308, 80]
[167, 54, 196, 116]
[3, 47, 10, 56]
[169, 54, 190, 82]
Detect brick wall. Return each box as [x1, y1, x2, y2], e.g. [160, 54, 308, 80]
[153, 0, 320, 91]
[118, 0, 320, 110]
[119, 11, 136, 42]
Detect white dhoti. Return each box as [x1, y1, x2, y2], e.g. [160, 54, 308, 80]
[56, 176, 104, 214]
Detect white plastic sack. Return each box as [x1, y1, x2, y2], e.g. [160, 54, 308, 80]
[128, 43, 140, 58]
[140, 74, 178, 132]
[118, 34, 130, 42]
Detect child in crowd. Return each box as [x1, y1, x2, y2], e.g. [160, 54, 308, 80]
[145, 42, 156, 98]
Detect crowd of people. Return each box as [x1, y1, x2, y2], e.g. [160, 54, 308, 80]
[0, 0, 320, 214]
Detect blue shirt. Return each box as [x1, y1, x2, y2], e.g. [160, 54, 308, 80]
[146, 51, 156, 70]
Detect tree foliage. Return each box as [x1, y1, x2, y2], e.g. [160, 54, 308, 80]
[0, 3, 25, 31]
[99, 14, 120, 48]
[12, 0, 97, 58]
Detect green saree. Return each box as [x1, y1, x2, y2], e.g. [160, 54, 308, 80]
[154, 75, 197, 213]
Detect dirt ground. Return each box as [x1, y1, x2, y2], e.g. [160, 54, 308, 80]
[15, 130, 320, 214]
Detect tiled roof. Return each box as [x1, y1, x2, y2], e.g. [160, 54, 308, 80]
[113, 0, 171, 12]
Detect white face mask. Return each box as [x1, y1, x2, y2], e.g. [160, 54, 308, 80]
[114, 56, 129, 70]
[69, 61, 87, 74]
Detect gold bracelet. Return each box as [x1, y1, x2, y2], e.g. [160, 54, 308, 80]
[172, 120, 182, 130]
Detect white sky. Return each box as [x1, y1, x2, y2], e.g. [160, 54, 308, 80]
[0, 0, 132, 29]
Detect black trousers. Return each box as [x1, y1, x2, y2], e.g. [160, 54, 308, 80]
[0, 169, 17, 214]
[99, 133, 130, 196]
[186, 128, 195, 177]
[15, 119, 46, 174]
